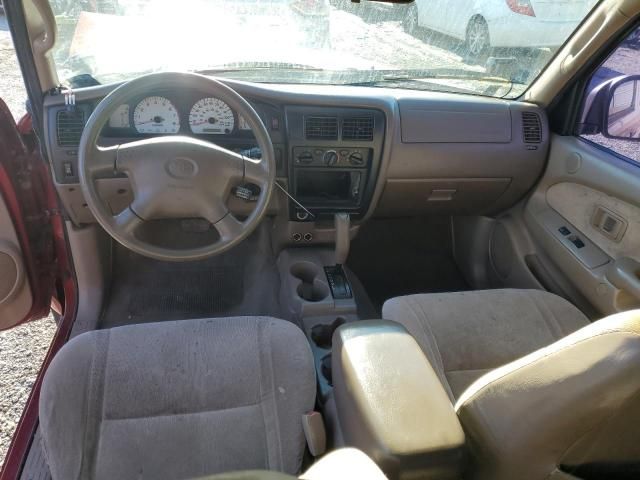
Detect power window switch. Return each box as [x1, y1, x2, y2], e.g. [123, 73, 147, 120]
[558, 226, 571, 236]
[573, 238, 585, 249]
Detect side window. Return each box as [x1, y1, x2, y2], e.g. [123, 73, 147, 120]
[0, 16, 28, 120]
[578, 25, 640, 163]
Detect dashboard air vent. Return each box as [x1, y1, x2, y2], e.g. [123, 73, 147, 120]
[342, 116, 374, 141]
[522, 112, 542, 143]
[305, 116, 338, 140]
[56, 109, 86, 147]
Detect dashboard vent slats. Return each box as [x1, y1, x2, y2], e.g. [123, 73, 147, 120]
[305, 116, 338, 140]
[342, 116, 374, 141]
[56, 109, 86, 147]
[522, 112, 542, 143]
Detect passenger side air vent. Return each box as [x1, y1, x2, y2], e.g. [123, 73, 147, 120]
[305, 116, 338, 140]
[522, 112, 542, 143]
[56, 109, 86, 147]
[342, 116, 374, 141]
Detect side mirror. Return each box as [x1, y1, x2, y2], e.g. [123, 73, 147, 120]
[604, 76, 640, 141]
[579, 74, 640, 141]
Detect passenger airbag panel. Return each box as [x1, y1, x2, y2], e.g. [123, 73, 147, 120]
[399, 98, 512, 143]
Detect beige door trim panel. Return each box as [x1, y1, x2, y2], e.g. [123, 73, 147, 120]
[0, 194, 33, 330]
[524, 134, 640, 315]
[546, 182, 640, 262]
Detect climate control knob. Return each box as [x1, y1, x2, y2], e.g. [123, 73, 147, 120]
[349, 151, 365, 166]
[323, 150, 339, 166]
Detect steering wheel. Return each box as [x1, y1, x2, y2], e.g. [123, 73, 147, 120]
[78, 72, 275, 261]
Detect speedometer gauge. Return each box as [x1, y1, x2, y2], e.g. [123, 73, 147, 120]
[133, 96, 180, 134]
[189, 98, 235, 134]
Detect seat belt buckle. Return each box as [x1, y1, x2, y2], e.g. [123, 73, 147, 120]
[302, 411, 326, 457]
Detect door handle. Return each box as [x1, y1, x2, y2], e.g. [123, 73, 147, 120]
[606, 257, 640, 301]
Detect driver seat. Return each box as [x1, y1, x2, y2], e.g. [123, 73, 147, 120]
[39, 316, 316, 480]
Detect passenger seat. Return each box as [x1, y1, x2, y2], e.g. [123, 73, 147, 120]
[382, 289, 589, 400]
[383, 289, 640, 480]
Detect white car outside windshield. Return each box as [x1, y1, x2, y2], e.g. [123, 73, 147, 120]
[50, 0, 599, 98]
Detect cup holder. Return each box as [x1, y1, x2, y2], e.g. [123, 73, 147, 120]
[290, 262, 330, 303]
[310, 317, 346, 349]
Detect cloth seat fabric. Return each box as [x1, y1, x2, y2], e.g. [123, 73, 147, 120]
[39, 316, 316, 480]
[382, 289, 589, 400]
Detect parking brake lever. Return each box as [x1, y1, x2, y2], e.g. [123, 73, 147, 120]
[334, 212, 350, 266]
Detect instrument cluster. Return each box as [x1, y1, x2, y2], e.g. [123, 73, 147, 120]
[106, 94, 254, 136]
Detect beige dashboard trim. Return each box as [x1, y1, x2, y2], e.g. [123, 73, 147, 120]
[22, 0, 59, 91]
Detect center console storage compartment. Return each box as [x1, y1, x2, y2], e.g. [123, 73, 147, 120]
[294, 169, 364, 206]
[332, 321, 465, 479]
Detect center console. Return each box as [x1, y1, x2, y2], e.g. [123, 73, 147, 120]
[284, 106, 386, 221]
[332, 321, 466, 480]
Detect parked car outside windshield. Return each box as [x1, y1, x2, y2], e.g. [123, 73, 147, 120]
[50, 0, 600, 98]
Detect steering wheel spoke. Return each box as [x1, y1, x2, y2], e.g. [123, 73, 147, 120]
[243, 156, 270, 187]
[113, 206, 144, 235]
[213, 213, 245, 242]
[89, 144, 119, 175]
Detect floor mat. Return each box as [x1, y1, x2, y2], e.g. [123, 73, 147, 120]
[347, 216, 469, 313]
[99, 221, 285, 328]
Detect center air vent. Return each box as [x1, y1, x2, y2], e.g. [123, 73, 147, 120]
[56, 109, 86, 147]
[305, 116, 338, 140]
[522, 112, 542, 143]
[342, 116, 374, 141]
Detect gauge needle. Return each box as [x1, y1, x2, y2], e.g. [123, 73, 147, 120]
[191, 120, 217, 125]
[138, 117, 165, 125]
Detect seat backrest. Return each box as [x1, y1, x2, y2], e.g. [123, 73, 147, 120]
[455, 310, 640, 480]
[39, 316, 316, 480]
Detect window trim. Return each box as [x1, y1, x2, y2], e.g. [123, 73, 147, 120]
[547, 15, 640, 137]
[578, 135, 640, 170]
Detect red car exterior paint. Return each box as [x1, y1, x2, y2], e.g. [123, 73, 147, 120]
[0, 106, 77, 479]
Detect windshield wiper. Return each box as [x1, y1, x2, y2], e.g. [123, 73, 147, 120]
[342, 67, 522, 97]
[343, 68, 519, 87]
[195, 62, 324, 75]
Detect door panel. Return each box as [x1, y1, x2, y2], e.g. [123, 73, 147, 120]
[0, 192, 33, 329]
[523, 134, 640, 315]
[546, 182, 640, 261]
[0, 97, 54, 330]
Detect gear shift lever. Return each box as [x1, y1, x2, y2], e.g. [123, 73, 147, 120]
[325, 213, 353, 300]
[334, 212, 350, 265]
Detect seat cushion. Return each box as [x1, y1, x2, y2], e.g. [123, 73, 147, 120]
[39, 316, 316, 480]
[382, 289, 589, 401]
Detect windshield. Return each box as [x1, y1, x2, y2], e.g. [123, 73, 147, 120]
[50, 0, 599, 98]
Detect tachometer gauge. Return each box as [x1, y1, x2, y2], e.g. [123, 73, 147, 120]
[189, 98, 235, 134]
[133, 96, 180, 134]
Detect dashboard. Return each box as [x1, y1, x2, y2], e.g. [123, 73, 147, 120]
[43, 78, 550, 237]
